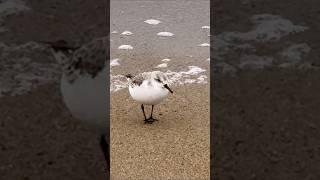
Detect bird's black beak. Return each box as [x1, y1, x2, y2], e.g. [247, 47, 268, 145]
[125, 74, 133, 79]
[164, 84, 173, 93]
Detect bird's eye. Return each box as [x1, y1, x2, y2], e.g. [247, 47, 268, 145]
[155, 78, 161, 83]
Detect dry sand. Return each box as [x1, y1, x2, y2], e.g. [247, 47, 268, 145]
[111, 84, 210, 179]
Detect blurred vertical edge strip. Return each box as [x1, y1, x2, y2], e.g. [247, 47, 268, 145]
[210, 0, 216, 179]
[105, 0, 110, 179]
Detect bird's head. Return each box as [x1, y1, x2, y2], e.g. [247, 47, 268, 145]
[125, 74, 133, 79]
[125, 74, 134, 82]
[152, 72, 173, 94]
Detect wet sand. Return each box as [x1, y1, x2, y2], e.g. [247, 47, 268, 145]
[111, 84, 210, 179]
[212, 69, 320, 179]
[0, 0, 108, 178]
[213, 0, 320, 179]
[0, 83, 107, 179]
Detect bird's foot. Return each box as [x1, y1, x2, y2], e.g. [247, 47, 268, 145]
[100, 134, 110, 171]
[144, 117, 158, 124]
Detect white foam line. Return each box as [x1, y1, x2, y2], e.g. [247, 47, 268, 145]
[0, 0, 31, 32]
[144, 19, 161, 25]
[110, 66, 208, 92]
[156, 63, 167, 68]
[110, 58, 120, 67]
[181, 66, 206, 75]
[121, 31, 133, 36]
[161, 58, 171, 62]
[110, 75, 128, 92]
[199, 43, 210, 47]
[280, 43, 311, 63]
[157, 32, 174, 37]
[218, 14, 309, 43]
[197, 75, 208, 82]
[0, 0, 30, 15]
[184, 79, 196, 84]
[118, 45, 133, 50]
[0, 41, 60, 97]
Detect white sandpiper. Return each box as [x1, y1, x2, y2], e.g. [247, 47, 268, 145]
[42, 38, 110, 171]
[125, 71, 173, 124]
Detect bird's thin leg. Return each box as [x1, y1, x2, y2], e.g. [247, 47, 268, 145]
[142, 104, 153, 124]
[100, 134, 110, 173]
[150, 105, 158, 121]
[141, 104, 147, 120]
[144, 105, 157, 123]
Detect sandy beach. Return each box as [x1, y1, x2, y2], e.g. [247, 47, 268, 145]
[1, 0, 320, 179]
[0, 0, 108, 179]
[110, 0, 210, 179]
[0, 0, 210, 179]
[111, 84, 210, 179]
[0, 83, 107, 179]
[213, 69, 320, 179]
[212, 0, 320, 179]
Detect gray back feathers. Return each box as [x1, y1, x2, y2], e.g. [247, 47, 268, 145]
[128, 71, 169, 87]
[131, 75, 145, 86]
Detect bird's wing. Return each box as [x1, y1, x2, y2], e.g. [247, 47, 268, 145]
[130, 73, 147, 86]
